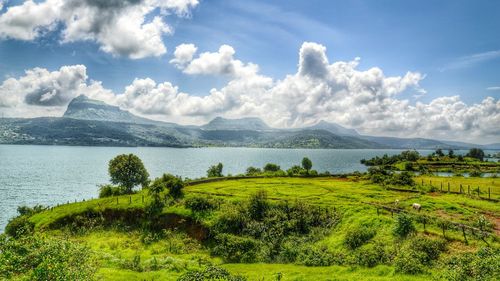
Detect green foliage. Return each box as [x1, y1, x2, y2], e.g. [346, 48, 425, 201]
[361, 150, 419, 167]
[150, 173, 185, 199]
[16, 205, 47, 216]
[207, 163, 224, 177]
[108, 154, 149, 193]
[395, 236, 446, 275]
[5, 215, 34, 238]
[287, 165, 306, 176]
[439, 247, 499, 281]
[212, 233, 263, 263]
[352, 242, 388, 267]
[302, 157, 313, 172]
[0, 234, 96, 280]
[245, 166, 262, 176]
[296, 245, 335, 266]
[469, 170, 483, 177]
[178, 266, 247, 281]
[98, 184, 125, 198]
[185, 196, 217, 212]
[466, 148, 485, 161]
[263, 163, 281, 172]
[390, 171, 415, 186]
[248, 190, 269, 221]
[344, 225, 376, 250]
[393, 213, 416, 238]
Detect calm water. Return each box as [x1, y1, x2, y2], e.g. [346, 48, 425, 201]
[0, 145, 471, 231]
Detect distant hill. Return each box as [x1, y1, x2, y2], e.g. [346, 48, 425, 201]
[305, 120, 359, 136]
[0, 96, 491, 149]
[202, 117, 271, 131]
[63, 95, 175, 127]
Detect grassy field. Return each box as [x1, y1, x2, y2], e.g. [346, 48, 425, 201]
[15, 176, 500, 280]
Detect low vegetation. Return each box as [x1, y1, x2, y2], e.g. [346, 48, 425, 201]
[2, 154, 499, 280]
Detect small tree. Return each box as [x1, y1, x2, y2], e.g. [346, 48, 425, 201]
[108, 154, 149, 193]
[393, 213, 416, 239]
[448, 149, 454, 158]
[466, 148, 485, 161]
[263, 163, 280, 172]
[301, 157, 313, 173]
[435, 149, 444, 157]
[246, 166, 262, 176]
[207, 163, 224, 177]
[151, 173, 184, 199]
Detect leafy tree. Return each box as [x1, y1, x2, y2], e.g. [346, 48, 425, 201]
[263, 163, 280, 172]
[301, 157, 313, 173]
[151, 173, 184, 199]
[401, 150, 420, 161]
[245, 166, 262, 176]
[108, 154, 149, 193]
[287, 165, 304, 176]
[207, 163, 224, 177]
[466, 148, 485, 161]
[435, 149, 444, 157]
[448, 149, 454, 158]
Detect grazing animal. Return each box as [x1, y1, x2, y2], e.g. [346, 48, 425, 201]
[412, 203, 421, 212]
[394, 199, 400, 206]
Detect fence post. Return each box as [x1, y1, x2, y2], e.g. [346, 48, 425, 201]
[448, 183, 450, 193]
[489, 187, 491, 199]
[460, 184, 462, 193]
[129, 196, 132, 204]
[116, 197, 118, 204]
[377, 208, 379, 216]
[462, 226, 468, 245]
[468, 185, 470, 195]
[430, 180, 432, 186]
[477, 187, 480, 197]
[441, 182, 443, 192]
[421, 179, 424, 185]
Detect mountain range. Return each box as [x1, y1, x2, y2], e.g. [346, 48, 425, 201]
[0, 95, 497, 149]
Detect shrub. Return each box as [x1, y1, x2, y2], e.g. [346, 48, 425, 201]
[287, 165, 305, 176]
[5, 216, 34, 238]
[16, 205, 47, 216]
[178, 266, 247, 281]
[0, 234, 96, 280]
[394, 236, 446, 275]
[211, 234, 263, 263]
[394, 249, 426, 274]
[344, 225, 376, 250]
[150, 174, 184, 199]
[248, 190, 269, 221]
[263, 163, 281, 172]
[469, 170, 483, 177]
[98, 184, 125, 198]
[439, 247, 499, 281]
[393, 213, 416, 238]
[185, 196, 217, 212]
[390, 171, 415, 186]
[296, 245, 334, 266]
[353, 242, 388, 267]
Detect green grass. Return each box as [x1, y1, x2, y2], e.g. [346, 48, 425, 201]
[25, 176, 500, 280]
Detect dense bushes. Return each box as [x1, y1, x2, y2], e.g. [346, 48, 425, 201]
[99, 184, 125, 198]
[344, 225, 376, 250]
[439, 247, 499, 281]
[185, 196, 217, 212]
[210, 193, 339, 263]
[368, 168, 415, 186]
[5, 215, 34, 238]
[178, 266, 247, 281]
[0, 234, 96, 280]
[394, 236, 446, 274]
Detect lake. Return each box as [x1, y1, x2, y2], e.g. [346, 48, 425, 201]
[0, 145, 474, 231]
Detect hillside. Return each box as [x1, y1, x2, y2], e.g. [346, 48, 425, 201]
[6, 176, 499, 280]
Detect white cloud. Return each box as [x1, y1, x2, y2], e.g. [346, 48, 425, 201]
[440, 50, 500, 71]
[0, 0, 199, 59]
[169, 43, 198, 69]
[487, 86, 500, 91]
[0, 42, 498, 143]
[171, 44, 259, 78]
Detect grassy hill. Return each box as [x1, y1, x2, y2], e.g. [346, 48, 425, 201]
[3, 176, 500, 280]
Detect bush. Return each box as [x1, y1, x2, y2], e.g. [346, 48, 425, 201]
[211, 234, 263, 263]
[5, 216, 34, 238]
[178, 266, 247, 281]
[0, 234, 96, 280]
[98, 184, 125, 198]
[245, 166, 262, 176]
[389, 171, 415, 186]
[16, 205, 47, 216]
[185, 196, 217, 212]
[248, 190, 269, 221]
[287, 165, 305, 176]
[353, 242, 388, 267]
[394, 249, 426, 274]
[439, 247, 499, 281]
[150, 174, 185, 199]
[344, 225, 376, 250]
[393, 213, 416, 238]
[263, 163, 281, 172]
[469, 170, 483, 177]
[296, 245, 334, 266]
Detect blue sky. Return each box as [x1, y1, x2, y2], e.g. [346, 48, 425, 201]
[0, 0, 499, 143]
[1, 0, 499, 102]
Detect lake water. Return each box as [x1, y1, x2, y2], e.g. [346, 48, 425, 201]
[0, 145, 478, 231]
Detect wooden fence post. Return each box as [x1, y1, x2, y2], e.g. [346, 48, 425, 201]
[421, 179, 424, 185]
[448, 182, 450, 193]
[129, 196, 132, 204]
[489, 187, 491, 199]
[468, 185, 470, 195]
[462, 226, 468, 245]
[460, 184, 462, 193]
[477, 187, 480, 197]
[441, 182, 443, 192]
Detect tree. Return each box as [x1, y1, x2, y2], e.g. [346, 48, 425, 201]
[263, 163, 280, 172]
[150, 173, 184, 199]
[207, 163, 224, 177]
[246, 166, 262, 176]
[108, 154, 149, 194]
[301, 157, 313, 173]
[435, 149, 444, 157]
[448, 149, 454, 158]
[466, 148, 485, 161]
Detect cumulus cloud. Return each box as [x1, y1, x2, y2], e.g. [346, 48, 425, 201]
[0, 0, 199, 59]
[0, 42, 498, 143]
[171, 44, 259, 78]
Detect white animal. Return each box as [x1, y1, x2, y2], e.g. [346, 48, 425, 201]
[394, 199, 400, 206]
[412, 203, 421, 212]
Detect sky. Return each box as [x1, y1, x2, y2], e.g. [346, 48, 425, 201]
[0, 0, 499, 144]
